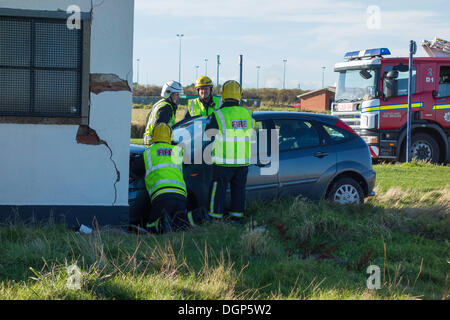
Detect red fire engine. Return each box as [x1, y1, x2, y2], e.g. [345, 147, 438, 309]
[331, 38, 450, 163]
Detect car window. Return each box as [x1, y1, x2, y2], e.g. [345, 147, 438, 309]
[274, 119, 320, 151]
[322, 124, 350, 143]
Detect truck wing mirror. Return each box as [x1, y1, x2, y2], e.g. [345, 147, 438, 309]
[386, 70, 399, 79]
[396, 64, 409, 72]
[359, 70, 372, 79]
[384, 77, 398, 99]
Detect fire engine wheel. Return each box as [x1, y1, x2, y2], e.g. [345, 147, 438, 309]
[327, 177, 364, 205]
[407, 133, 440, 163]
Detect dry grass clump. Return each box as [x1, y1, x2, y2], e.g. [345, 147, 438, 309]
[374, 186, 450, 210]
[240, 220, 277, 257]
[371, 187, 450, 239]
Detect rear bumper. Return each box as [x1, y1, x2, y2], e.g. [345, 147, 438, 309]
[362, 169, 376, 197]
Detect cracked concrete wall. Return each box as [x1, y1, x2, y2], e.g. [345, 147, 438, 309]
[0, 0, 134, 207]
[90, 74, 132, 95]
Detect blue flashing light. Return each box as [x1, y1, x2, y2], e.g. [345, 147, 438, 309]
[344, 50, 361, 59]
[344, 48, 391, 60]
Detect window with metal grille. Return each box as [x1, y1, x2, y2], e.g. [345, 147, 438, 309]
[0, 15, 83, 117]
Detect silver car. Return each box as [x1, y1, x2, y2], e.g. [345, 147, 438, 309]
[129, 111, 376, 225]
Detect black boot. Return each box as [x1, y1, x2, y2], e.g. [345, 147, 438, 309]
[191, 207, 210, 224]
[159, 210, 173, 233]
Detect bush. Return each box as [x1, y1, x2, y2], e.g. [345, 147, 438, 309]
[131, 122, 146, 138]
[132, 84, 309, 107]
[132, 103, 152, 109]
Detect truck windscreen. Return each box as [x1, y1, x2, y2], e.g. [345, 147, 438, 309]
[335, 69, 379, 102]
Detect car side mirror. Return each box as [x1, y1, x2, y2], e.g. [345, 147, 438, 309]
[432, 90, 438, 98]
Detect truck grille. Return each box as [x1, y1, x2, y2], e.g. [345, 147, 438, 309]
[331, 111, 361, 134]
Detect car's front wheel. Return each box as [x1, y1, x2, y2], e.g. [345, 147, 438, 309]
[327, 177, 364, 205]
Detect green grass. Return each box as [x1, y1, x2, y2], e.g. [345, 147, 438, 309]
[0, 162, 448, 300]
[130, 138, 144, 145]
[374, 161, 450, 192]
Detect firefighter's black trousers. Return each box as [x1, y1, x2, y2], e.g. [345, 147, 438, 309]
[148, 193, 186, 233]
[148, 193, 208, 233]
[208, 165, 249, 219]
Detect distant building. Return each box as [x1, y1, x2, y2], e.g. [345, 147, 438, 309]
[297, 87, 335, 112]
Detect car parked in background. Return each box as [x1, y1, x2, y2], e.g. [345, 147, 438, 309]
[129, 112, 376, 226]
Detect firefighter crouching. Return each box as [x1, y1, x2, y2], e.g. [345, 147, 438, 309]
[206, 80, 255, 222]
[144, 123, 208, 233]
[183, 76, 221, 120]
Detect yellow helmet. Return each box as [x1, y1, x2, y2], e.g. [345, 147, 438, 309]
[221, 80, 242, 101]
[152, 123, 172, 144]
[195, 76, 213, 89]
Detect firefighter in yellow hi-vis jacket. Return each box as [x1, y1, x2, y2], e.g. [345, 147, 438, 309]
[143, 81, 183, 146]
[205, 80, 255, 223]
[183, 76, 221, 120]
[143, 123, 208, 233]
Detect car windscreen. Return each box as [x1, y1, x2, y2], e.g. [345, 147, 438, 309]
[172, 117, 212, 164]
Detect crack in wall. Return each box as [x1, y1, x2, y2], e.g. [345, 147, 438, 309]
[78, 0, 129, 207]
[76, 125, 121, 206]
[90, 0, 106, 19]
[90, 73, 131, 95]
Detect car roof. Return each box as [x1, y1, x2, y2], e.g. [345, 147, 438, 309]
[131, 112, 340, 154]
[252, 111, 338, 125]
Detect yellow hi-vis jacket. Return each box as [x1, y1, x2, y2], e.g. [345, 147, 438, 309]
[144, 99, 176, 145]
[143, 142, 186, 202]
[211, 106, 255, 166]
[188, 96, 221, 117]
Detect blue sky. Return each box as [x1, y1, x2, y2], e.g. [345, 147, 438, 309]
[133, 0, 450, 90]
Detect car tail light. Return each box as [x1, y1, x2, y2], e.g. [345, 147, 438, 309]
[335, 119, 358, 136]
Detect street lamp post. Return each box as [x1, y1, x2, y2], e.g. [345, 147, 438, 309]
[195, 65, 199, 82]
[136, 58, 140, 84]
[205, 58, 208, 76]
[217, 55, 221, 91]
[321, 66, 326, 88]
[256, 66, 261, 90]
[282, 59, 287, 89]
[406, 40, 417, 162]
[176, 34, 184, 83]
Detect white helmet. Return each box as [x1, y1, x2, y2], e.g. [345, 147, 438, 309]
[161, 80, 183, 99]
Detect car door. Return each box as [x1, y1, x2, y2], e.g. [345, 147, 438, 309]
[245, 118, 280, 202]
[274, 118, 336, 200]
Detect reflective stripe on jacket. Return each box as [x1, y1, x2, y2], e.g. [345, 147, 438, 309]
[188, 96, 221, 117]
[144, 99, 176, 145]
[143, 142, 186, 202]
[211, 106, 255, 166]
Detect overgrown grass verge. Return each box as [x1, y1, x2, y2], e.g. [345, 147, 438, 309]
[0, 163, 448, 300]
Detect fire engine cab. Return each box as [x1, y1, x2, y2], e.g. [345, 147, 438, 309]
[331, 38, 450, 163]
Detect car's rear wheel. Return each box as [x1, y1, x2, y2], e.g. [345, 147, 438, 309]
[327, 177, 364, 205]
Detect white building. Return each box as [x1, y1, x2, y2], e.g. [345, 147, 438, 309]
[0, 0, 135, 227]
